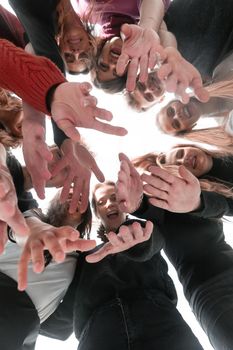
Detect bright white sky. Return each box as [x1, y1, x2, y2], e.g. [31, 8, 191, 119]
[3, 1, 233, 349]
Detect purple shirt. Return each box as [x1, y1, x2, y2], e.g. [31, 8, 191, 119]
[73, 0, 171, 38]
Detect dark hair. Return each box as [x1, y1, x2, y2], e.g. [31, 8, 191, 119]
[45, 191, 92, 239]
[93, 74, 127, 94]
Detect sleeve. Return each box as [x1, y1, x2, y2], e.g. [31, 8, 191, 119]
[132, 194, 165, 224]
[0, 39, 66, 114]
[191, 190, 233, 219]
[116, 218, 164, 262]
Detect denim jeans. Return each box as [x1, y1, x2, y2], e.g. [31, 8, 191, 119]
[77, 292, 203, 350]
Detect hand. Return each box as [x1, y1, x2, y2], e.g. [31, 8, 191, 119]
[116, 24, 165, 91]
[18, 219, 96, 291]
[157, 47, 209, 103]
[116, 153, 143, 213]
[22, 102, 53, 199]
[86, 220, 153, 263]
[0, 163, 29, 238]
[51, 82, 128, 140]
[51, 139, 105, 213]
[141, 165, 201, 212]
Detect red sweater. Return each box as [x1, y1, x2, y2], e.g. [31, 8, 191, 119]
[0, 39, 66, 115]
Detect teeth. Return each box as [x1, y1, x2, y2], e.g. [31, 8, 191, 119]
[111, 51, 120, 58]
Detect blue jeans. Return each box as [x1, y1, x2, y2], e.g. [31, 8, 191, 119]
[191, 268, 233, 350]
[77, 292, 203, 350]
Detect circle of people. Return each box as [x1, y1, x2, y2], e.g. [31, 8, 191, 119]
[0, 1, 233, 349]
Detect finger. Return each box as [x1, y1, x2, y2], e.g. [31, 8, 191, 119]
[90, 120, 128, 136]
[55, 119, 81, 142]
[144, 220, 153, 239]
[59, 173, 74, 203]
[126, 57, 139, 91]
[85, 242, 112, 263]
[79, 177, 90, 214]
[91, 107, 113, 121]
[116, 53, 130, 76]
[68, 238, 96, 252]
[131, 221, 143, 240]
[157, 63, 172, 81]
[147, 166, 176, 184]
[79, 82, 92, 95]
[68, 177, 83, 214]
[164, 73, 178, 93]
[106, 231, 124, 246]
[18, 248, 31, 291]
[82, 96, 97, 108]
[138, 54, 149, 83]
[193, 85, 209, 103]
[43, 234, 65, 263]
[32, 176, 46, 200]
[148, 197, 169, 210]
[178, 165, 198, 184]
[90, 160, 105, 183]
[143, 184, 168, 200]
[118, 226, 134, 243]
[30, 239, 46, 273]
[141, 173, 171, 192]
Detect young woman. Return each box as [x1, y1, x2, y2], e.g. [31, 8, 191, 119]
[156, 51, 233, 138]
[68, 180, 203, 350]
[115, 145, 233, 349]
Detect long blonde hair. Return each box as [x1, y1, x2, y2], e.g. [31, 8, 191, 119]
[132, 144, 233, 199]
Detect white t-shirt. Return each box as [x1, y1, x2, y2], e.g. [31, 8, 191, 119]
[0, 242, 77, 323]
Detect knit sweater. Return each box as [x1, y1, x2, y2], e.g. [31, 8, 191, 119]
[0, 39, 66, 115]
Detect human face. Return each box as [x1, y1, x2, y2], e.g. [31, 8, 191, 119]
[62, 189, 83, 227]
[130, 71, 165, 110]
[1, 110, 23, 137]
[94, 184, 126, 231]
[59, 25, 91, 73]
[157, 100, 201, 134]
[94, 37, 123, 82]
[158, 146, 213, 177]
[46, 147, 68, 188]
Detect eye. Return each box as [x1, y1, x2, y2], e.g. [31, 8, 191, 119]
[137, 81, 146, 92]
[97, 200, 104, 206]
[98, 61, 109, 72]
[167, 106, 175, 118]
[64, 53, 75, 63]
[176, 149, 184, 159]
[144, 92, 154, 102]
[159, 154, 166, 164]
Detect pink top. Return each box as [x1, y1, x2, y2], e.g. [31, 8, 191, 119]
[73, 0, 171, 38]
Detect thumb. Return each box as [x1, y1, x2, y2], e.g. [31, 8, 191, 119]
[178, 165, 196, 183]
[120, 23, 131, 41]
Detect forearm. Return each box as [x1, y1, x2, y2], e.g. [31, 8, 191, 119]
[139, 0, 165, 32]
[158, 21, 177, 48]
[0, 39, 66, 115]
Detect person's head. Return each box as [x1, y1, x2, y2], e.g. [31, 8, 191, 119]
[46, 188, 92, 239]
[56, 0, 96, 74]
[92, 181, 126, 239]
[132, 144, 233, 198]
[46, 145, 68, 188]
[156, 98, 201, 134]
[0, 88, 23, 148]
[91, 37, 127, 93]
[125, 70, 165, 111]
[157, 145, 213, 177]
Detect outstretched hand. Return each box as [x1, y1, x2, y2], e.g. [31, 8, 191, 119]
[86, 220, 153, 263]
[142, 165, 201, 212]
[51, 82, 128, 140]
[157, 47, 209, 103]
[51, 139, 105, 213]
[18, 218, 96, 291]
[116, 24, 165, 91]
[22, 102, 53, 199]
[116, 152, 143, 213]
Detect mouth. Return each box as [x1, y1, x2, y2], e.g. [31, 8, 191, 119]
[110, 47, 121, 61]
[107, 210, 119, 219]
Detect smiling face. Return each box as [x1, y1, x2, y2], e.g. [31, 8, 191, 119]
[94, 37, 123, 82]
[157, 99, 201, 134]
[94, 183, 126, 231]
[59, 25, 92, 73]
[158, 146, 213, 177]
[129, 71, 165, 110]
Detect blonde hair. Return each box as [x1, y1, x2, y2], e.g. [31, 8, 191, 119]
[132, 144, 233, 199]
[203, 77, 233, 100]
